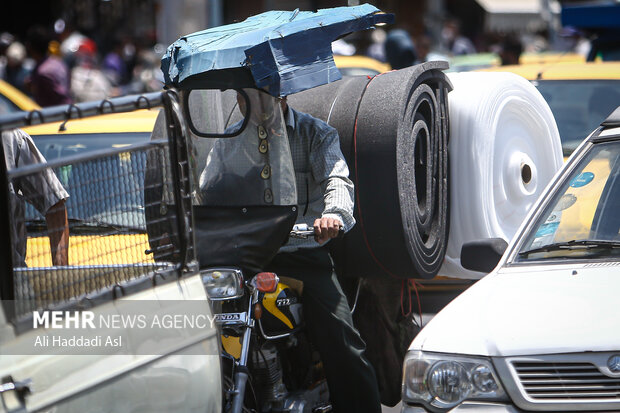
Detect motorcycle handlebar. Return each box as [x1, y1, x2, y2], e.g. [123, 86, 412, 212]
[289, 224, 345, 240]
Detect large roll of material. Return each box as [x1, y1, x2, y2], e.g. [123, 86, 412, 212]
[289, 62, 452, 279]
[441, 72, 563, 279]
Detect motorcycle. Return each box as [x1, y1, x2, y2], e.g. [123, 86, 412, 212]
[203, 224, 337, 413]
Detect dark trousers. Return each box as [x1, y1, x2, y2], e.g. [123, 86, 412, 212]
[266, 247, 381, 413]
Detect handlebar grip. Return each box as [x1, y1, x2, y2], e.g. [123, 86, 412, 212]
[289, 225, 345, 240]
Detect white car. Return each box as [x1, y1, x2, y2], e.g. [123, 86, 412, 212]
[401, 106, 620, 412]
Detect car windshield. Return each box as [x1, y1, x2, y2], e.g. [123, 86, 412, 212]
[26, 132, 151, 230]
[533, 80, 620, 155]
[516, 140, 620, 262]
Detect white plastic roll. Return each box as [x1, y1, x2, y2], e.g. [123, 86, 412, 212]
[440, 72, 563, 279]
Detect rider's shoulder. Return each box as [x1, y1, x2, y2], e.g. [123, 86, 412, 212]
[289, 108, 336, 138]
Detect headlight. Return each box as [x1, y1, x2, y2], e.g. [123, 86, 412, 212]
[403, 351, 507, 411]
[200, 268, 244, 300]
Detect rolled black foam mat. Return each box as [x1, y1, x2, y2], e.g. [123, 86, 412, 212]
[288, 61, 452, 279]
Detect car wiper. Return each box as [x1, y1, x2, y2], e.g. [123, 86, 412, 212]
[518, 239, 620, 257]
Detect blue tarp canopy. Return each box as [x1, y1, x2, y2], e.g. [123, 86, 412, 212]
[161, 4, 394, 97]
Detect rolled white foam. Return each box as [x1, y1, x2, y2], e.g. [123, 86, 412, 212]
[441, 72, 563, 279]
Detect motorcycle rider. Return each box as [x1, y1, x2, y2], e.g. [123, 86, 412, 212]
[271, 94, 381, 413]
[199, 88, 381, 412]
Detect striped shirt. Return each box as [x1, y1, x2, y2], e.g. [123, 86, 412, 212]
[283, 107, 355, 251]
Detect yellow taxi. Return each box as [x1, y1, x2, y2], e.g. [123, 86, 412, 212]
[333, 54, 391, 76]
[476, 61, 620, 262]
[22, 109, 160, 267]
[478, 61, 620, 157]
[0, 78, 40, 114]
[519, 51, 585, 65]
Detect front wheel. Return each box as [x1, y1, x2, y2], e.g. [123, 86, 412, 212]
[222, 357, 259, 413]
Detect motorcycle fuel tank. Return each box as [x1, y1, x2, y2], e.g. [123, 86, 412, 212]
[258, 282, 303, 339]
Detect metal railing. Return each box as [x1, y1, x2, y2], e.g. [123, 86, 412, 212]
[0, 91, 196, 325]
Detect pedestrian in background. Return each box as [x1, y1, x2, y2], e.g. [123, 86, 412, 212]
[70, 38, 112, 102]
[385, 29, 417, 69]
[25, 25, 71, 107]
[440, 18, 476, 56]
[4, 41, 34, 94]
[499, 35, 523, 65]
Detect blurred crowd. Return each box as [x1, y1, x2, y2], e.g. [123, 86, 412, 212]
[0, 15, 595, 108]
[333, 17, 593, 70]
[0, 20, 165, 107]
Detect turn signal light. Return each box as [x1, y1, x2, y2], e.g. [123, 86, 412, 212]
[253, 272, 279, 293]
[254, 303, 263, 319]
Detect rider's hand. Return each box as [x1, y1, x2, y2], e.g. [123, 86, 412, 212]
[313, 217, 343, 244]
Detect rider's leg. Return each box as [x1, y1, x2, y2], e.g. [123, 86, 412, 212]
[266, 247, 381, 413]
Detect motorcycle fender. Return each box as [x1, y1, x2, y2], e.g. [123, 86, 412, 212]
[222, 335, 242, 359]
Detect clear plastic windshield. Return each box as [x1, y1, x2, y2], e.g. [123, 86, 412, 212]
[182, 88, 298, 272]
[189, 88, 297, 207]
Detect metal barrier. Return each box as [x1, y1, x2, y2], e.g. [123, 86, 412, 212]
[0, 92, 195, 323]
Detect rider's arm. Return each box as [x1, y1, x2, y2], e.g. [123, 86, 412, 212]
[309, 122, 355, 242]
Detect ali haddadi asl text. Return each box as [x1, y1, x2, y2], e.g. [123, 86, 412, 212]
[34, 335, 122, 348]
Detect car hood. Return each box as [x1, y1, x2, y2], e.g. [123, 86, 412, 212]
[412, 264, 620, 357]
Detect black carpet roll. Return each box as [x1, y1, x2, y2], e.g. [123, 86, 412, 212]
[288, 61, 452, 279]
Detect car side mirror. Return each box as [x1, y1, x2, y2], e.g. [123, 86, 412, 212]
[460, 238, 508, 274]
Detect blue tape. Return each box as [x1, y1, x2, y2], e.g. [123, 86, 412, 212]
[161, 4, 394, 96]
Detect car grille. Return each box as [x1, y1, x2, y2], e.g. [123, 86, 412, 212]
[512, 361, 620, 401]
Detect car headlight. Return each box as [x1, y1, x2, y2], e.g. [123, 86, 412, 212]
[403, 351, 507, 411]
[200, 268, 244, 300]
